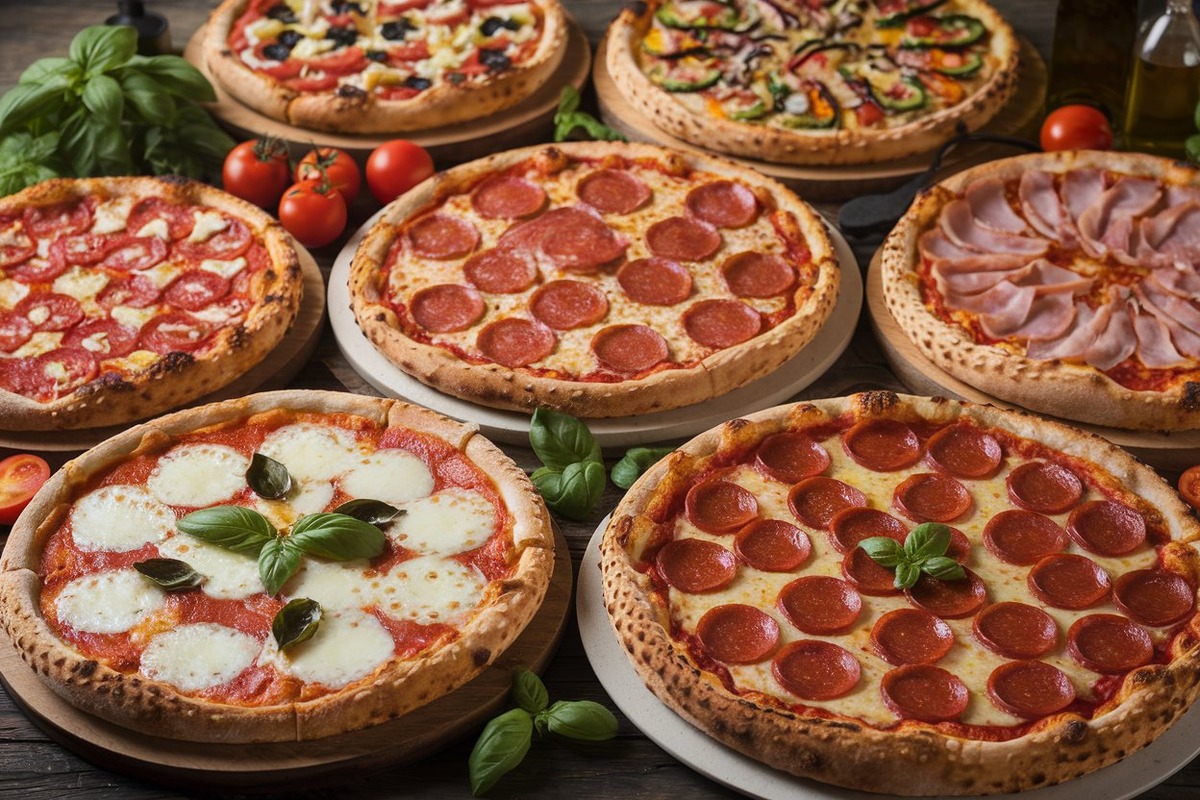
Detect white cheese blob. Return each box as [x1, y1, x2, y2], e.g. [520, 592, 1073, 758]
[259, 423, 360, 482]
[276, 609, 393, 687]
[390, 488, 494, 556]
[135, 218, 170, 240]
[141, 623, 261, 691]
[339, 449, 434, 506]
[110, 304, 160, 330]
[158, 534, 264, 599]
[0, 279, 30, 309]
[147, 444, 249, 507]
[286, 558, 374, 611]
[55, 568, 165, 633]
[91, 196, 135, 234]
[70, 484, 176, 552]
[199, 257, 247, 279]
[187, 210, 229, 243]
[53, 266, 110, 304]
[374, 555, 485, 625]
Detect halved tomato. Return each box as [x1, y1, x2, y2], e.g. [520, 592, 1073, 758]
[1180, 465, 1200, 512]
[0, 453, 50, 526]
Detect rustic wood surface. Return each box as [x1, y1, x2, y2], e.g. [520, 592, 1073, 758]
[1, 2, 1197, 799]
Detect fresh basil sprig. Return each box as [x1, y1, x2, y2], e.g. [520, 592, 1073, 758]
[177, 506, 276, 554]
[610, 446, 675, 490]
[333, 498, 403, 525]
[530, 407, 602, 469]
[553, 86, 627, 143]
[528, 409, 606, 521]
[272, 597, 322, 651]
[859, 522, 966, 590]
[246, 453, 292, 499]
[468, 668, 618, 796]
[133, 558, 204, 591]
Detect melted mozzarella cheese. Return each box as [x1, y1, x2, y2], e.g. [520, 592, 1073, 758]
[390, 488, 494, 556]
[53, 267, 109, 311]
[339, 449, 435, 505]
[56, 568, 166, 633]
[111, 304, 160, 330]
[135, 218, 170, 240]
[12, 331, 62, 358]
[286, 558, 375, 611]
[187, 210, 229, 243]
[141, 261, 186, 289]
[91, 197, 135, 234]
[200, 257, 247, 279]
[255, 478, 335, 528]
[0, 279, 30, 310]
[274, 609, 393, 687]
[374, 555, 485, 625]
[259, 423, 361, 482]
[147, 443, 249, 507]
[69, 484, 176, 552]
[159, 534, 264, 599]
[140, 623, 262, 691]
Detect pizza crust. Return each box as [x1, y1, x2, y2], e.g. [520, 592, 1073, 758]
[0, 390, 554, 742]
[601, 391, 1200, 795]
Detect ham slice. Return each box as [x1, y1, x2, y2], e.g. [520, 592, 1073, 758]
[1076, 177, 1162, 259]
[1167, 185, 1200, 206]
[1016, 259, 1094, 296]
[1002, 290, 1077, 341]
[1149, 204, 1200, 267]
[1084, 288, 1136, 370]
[945, 279, 1036, 316]
[939, 200, 1049, 256]
[919, 229, 1037, 272]
[919, 228, 980, 260]
[1027, 302, 1099, 361]
[1019, 171, 1065, 240]
[1150, 265, 1200, 297]
[966, 177, 1028, 233]
[932, 262, 1033, 296]
[1060, 168, 1107, 233]
[1131, 303, 1190, 368]
[1137, 286, 1200, 358]
[1143, 276, 1200, 334]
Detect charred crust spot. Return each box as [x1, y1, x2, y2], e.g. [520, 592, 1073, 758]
[149, 351, 195, 376]
[77, 371, 134, 396]
[854, 390, 900, 417]
[472, 647, 491, 667]
[79, 660, 98, 677]
[158, 174, 193, 187]
[230, 327, 249, 349]
[1180, 382, 1200, 411]
[336, 85, 367, 100]
[1060, 720, 1088, 745]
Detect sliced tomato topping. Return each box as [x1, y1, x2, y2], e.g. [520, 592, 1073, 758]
[0, 453, 51, 526]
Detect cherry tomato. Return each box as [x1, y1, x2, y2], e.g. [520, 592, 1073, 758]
[366, 140, 435, 204]
[222, 138, 292, 209]
[1180, 466, 1200, 512]
[0, 454, 51, 526]
[296, 147, 361, 206]
[278, 180, 348, 249]
[1040, 105, 1114, 152]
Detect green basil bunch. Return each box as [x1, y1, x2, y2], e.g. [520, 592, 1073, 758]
[553, 86, 627, 143]
[1187, 99, 1200, 165]
[859, 522, 966, 589]
[468, 668, 618, 796]
[0, 24, 234, 194]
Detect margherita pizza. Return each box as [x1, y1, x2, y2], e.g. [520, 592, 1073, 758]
[604, 0, 1020, 165]
[203, 0, 567, 133]
[0, 390, 554, 742]
[348, 141, 841, 418]
[881, 150, 1200, 431]
[601, 391, 1200, 795]
[0, 177, 303, 431]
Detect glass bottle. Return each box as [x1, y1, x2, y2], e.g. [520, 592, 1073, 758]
[1045, 0, 1139, 126]
[1123, 0, 1200, 157]
[105, 0, 172, 56]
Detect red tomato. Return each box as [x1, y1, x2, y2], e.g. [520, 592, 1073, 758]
[278, 180, 348, 249]
[366, 140, 435, 204]
[1180, 466, 1200, 512]
[222, 139, 292, 209]
[0, 454, 50, 526]
[1040, 105, 1114, 152]
[296, 147, 361, 206]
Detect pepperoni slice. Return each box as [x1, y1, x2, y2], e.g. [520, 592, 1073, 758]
[530, 280, 609, 330]
[983, 510, 1067, 565]
[1067, 614, 1153, 673]
[654, 538, 737, 593]
[906, 569, 987, 619]
[788, 476, 868, 530]
[772, 640, 861, 700]
[829, 507, 907, 553]
[683, 299, 761, 348]
[592, 325, 668, 374]
[163, 270, 230, 312]
[1007, 461, 1083, 514]
[476, 317, 555, 367]
[697, 604, 781, 664]
[871, 608, 954, 665]
[842, 547, 903, 596]
[576, 169, 651, 215]
[30, 347, 98, 397]
[127, 198, 194, 240]
[1066, 500, 1147, 556]
[462, 248, 536, 294]
[470, 175, 546, 219]
[778, 576, 862, 635]
[15, 293, 83, 332]
[62, 318, 138, 358]
[973, 602, 1058, 659]
[138, 311, 213, 354]
[843, 419, 922, 472]
[540, 209, 628, 272]
[176, 217, 253, 262]
[410, 284, 485, 333]
[50, 233, 111, 266]
[945, 527, 972, 563]
[0, 228, 35, 269]
[926, 424, 1003, 479]
[1113, 570, 1196, 628]
[881, 665, 969, 723]
[100, 235, 168, 272]
[685, 479, 758, 534]
[98, 274, 161, 309]
[734, 519, 811, 572]
[7, 253, 69, 283]
[408, 213, 479, 260]
[1028, 553, 1111, 610]
[893, 473, 972, 522]
[754, 432, 830, 485]
[645, 217, 721, 262]
[685, 180, 759, 228]
[721, 252, 795, 298]
[988, 661, 1076, 719]
[616, 258, 692, 306]
[25, 201, 91, 237]
[0, 312, 33, 353]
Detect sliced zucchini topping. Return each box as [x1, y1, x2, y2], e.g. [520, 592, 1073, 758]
[777, 80, 839, 128]
[649, 57, 724, 92]
[656, 0, 741, 31]
[875, 0, 950, 28]
[902, 14, 986, 49]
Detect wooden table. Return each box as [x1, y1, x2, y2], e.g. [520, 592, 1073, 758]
[1, 3, 1196, 799]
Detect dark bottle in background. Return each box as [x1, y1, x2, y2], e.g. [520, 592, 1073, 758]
[1045, 0, 1139, 128]
[105, 0, 171, 55]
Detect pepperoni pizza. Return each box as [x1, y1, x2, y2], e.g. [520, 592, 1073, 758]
[348, 141, 841, 418]
[0, 177, 303, 431]
[601, 391, 1200, 795]
[0, 390, 554, 742]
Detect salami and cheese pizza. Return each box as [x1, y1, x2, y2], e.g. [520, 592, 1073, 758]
[601, 391, 1200, 795]
[881, 151, 1200, 431]
[0, 390, 554, 742]
[203, 0, 567, 133]
[0, 177, 303, 431]
[348, 141, 841, 419]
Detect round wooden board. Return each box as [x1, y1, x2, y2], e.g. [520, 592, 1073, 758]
[0, 244, 326, 454]
[594, 37, 1047, 201]
[0, 525, 572, 790]
[183, 19, 591, 164]
[864, 251, 1200, 472]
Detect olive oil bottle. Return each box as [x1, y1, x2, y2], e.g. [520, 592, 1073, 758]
[1123, 0, 1200, 157]
[1046, 0, 1139, 124]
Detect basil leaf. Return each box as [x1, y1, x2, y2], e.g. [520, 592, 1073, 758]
[904, 522, 950, 562]
[1194, 98, 1200, 132]
[0, 132, 63, 195]
[1188, 133, 1200, 166]
[0, 81, 71, 137]
[246, 453, 293, 499]
[333, 499, 402, 525]
[533, 461, 606, 521]
[71, 25, 137, 77]
[894, 561, 922, 590]
[19, 57, 77, 86]
[541, 700, 619, 742]
[552, 86, 628, 143]
[272, 597, 322, 650]
[92, 121, 133, 175]
[512, 667, 549, 715]
[611, 446, 674, 490]
[858, 536, 903, 567]
[468, 707, 533, 797]
[923, 556, 967, 581]
[58, 109, 99, 177]
[119, 71, 176, 123]
[529, 408, 601, 470]
[259, 536, 303, 596]
[134, 558, 204, 591]
[288, 513, 387, 560]
[177, 506, 276, 554]
[557, 85, 581, 116]
[82, 74, 123, 126]
[129, 54, 217, 101]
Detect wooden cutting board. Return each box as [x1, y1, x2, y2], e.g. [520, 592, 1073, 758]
[0, 526, 573, 790]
